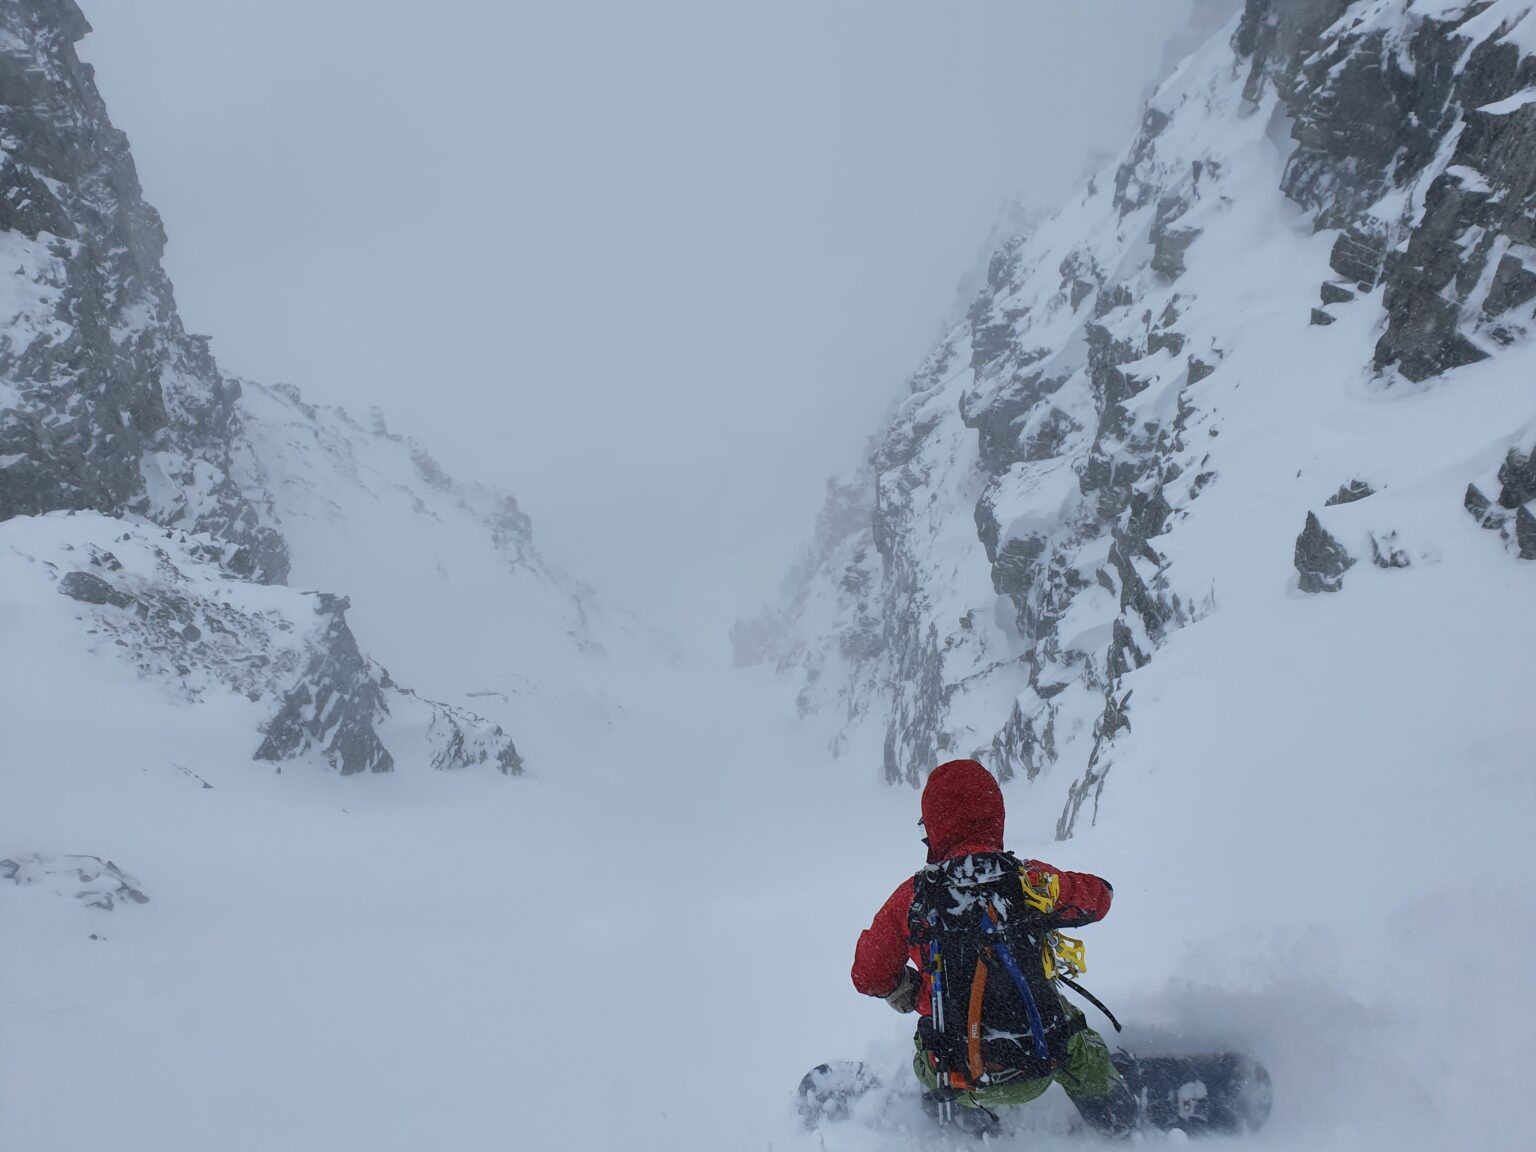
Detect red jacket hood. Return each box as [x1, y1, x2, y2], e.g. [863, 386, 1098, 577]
[920, 759, 1004, 863]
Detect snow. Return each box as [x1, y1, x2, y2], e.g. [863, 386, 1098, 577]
[8, 535, 1534, 1151]
[5, 5, 1536, 1152]
[1479, 88, 1536, 114]
[233, 378, 670, 769]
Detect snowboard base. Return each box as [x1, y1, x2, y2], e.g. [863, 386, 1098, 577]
[798, 1051, 1271, 1135]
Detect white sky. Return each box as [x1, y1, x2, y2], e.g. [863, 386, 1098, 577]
[77, 1, 1193, 655]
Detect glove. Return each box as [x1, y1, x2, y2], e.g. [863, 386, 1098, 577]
[884, 966, 920, 1014]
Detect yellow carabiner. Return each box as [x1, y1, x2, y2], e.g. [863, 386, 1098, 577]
[1019, 869, 1059, 914]
[1049, 932, 1087, 979]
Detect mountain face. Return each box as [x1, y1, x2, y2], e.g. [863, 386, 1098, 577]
[0, 0, 286, 583]
[746, 0, 1536, 831]
[0, 1, 632, 781]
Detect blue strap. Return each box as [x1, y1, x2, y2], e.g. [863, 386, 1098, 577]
[928, 941, 945, 1023]
[981, 907, 1050, 1061]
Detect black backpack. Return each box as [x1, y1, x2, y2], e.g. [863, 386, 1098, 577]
[907, 851, 1086, 1090]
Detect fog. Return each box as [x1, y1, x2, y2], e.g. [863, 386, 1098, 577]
[77, 1, 1193, 654]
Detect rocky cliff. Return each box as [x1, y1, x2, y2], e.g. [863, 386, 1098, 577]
[746, 0, 1536, 833]
[0, 1, 630, 779]
[0, 0, 286, 582]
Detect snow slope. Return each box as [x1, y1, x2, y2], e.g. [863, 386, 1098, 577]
[234, 379, 671, 768]
[6, 626, 1533, 1151]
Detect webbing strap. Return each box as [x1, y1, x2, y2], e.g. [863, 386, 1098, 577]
[967, 955, 989, 1083]
[1057, 974, 1123, 1033]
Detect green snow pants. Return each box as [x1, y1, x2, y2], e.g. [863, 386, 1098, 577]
[911, 1024, 1123, 1108]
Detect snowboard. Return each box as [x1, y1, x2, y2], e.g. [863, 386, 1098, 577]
[798, 1052, 1271, 1136]
[1110, 1052, 1272, 1136]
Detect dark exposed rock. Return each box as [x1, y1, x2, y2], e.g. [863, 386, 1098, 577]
[965, 379, 1038, 474]
[1310, 308, 1336, 326]
[1022, 407, 1081, 463]
[1465, 482, 1497, 527]
[1150, 194, 1199, 281]
[1284, 22, 1458, 229]
[58, 569, 133, 608]
[1060, 249, 1104, 311]
[1516, 505, 1536, 560]
[1376, 85, 1536, 381]
[1466, 467, 1536, 559]
[255, 594, 394, 775]
[990, 698, 1053, 783]
[1108, 538, 1168, 643]
[1320, 281, 1356, 306]
[1329, 223, 1389, 290]
[1496, 446, 1536, 510]
[1325, 479, 1375, 506]
[1147, 327, 1186, 357]
[1085, 323, 1145, 438]
[969, 292, 1021, 378]
[1095, 283, 1135, 318]
[1295, 511, 1355, 593]
[1483, 254, 1536, 317]
[991, 534, 1048, 598]
[1187, 357, 1216, 385]
[0, 1, 289, 583]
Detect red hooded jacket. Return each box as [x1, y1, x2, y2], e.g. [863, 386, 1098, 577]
[850, 759, 1113, 1015]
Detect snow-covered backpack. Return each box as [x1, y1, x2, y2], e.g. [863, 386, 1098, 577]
[907, 851, 1088, 1091]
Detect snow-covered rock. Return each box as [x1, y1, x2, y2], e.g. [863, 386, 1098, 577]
[0, 853, 148, 911]
[1, 0, 645, 783]
[5, 510, 522, 776]
[0, 0, 286, 582]
[749, 0, 1536, 835]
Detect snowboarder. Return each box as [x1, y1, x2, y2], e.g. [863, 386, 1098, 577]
[851, 757, 1140, 1137]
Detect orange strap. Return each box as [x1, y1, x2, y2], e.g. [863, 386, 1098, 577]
[967, 954, 989, 1084]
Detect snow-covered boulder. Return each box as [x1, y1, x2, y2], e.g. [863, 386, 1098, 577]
[0, 853, 148, 911]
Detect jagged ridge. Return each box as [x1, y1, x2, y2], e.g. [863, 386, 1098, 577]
[747, 0, 1536, 836]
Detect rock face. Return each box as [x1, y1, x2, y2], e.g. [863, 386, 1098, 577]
[745, 0, 1536, 831]
[1465, 442, 1536, 559]
[1295, 512, 1355, 593]
[0, 1, 598, 779]
[253, 592, 524, 777]
[1266, 0, 1536, 378]
[254, 594, 396, 775]
[9, 513, 524, 776]
[0, 1, 286, 582]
